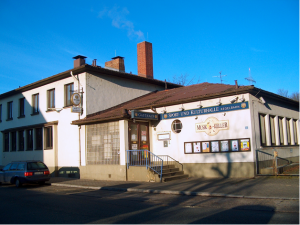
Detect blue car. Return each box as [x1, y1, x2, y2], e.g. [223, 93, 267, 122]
[0, 160, 51, 187]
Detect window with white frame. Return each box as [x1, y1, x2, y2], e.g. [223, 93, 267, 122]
[286, 118, 291, 145]
[269, 115, 276, 146]
[278, 117, 284, 145]
[32, 94, 39, 114]
[44, 126, 53, 149]
[293, 120, 298, 145]
[47, 89, 55, 109]
[65, 83, 74, 106]
[19, 98, 25, 117]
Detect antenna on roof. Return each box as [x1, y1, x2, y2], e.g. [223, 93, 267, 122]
[213, 71, 227, 84]
[245, 68, 256, 85]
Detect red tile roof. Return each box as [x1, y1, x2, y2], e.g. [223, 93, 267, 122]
[72, 82, 255, 125]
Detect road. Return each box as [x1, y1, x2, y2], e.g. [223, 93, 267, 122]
[0, 183, 298, 224]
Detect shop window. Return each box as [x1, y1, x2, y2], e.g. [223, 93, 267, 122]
[65, 83, 74, 106]
[45, 126, 53, 149]
[19, 98, 25, 117]
[86, 122, 120, 165]
[293, 120, 298, 145]
[32, 94, 39, 114]
[269, 116, 276, 146]
[171, 119, 182, 133]
[4, 133, 9, 152]
[47, 89, 55, 109]
[18, 130, 24, 151]
[35, 128, 43, 150]
[11, 131, 16, 152]
[286, 118, 291, 145]
[259, 114, 266, 146]
[7, 101, 13, 120]
[27, 129, 33, 150]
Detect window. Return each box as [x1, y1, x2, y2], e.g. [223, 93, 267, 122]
[171, 119, 182, 133]
[269, 116, 276, 146]
[18, 130, 24, 151]
[45, 126, 53, 149]
[259, 114, 266, 146]
[16, 163, 25, 171]
[4, 133, 9, 152]
[11, 131, 16, 152]
[27, 129, 33, 150]
[19, 98, 25, 117]
[293, 120, 298, 145]
[7, 101, 13, 120]
[0, 104, 2, 122]
[278, 117, 284, 145]
[32, 94, 39, 114]
[9, 163, 18, 171]
[35, 128, 43, 150]
[65, 83, 74, 106]
[286, 118, 291, 145]
[47, 89, 55, 109]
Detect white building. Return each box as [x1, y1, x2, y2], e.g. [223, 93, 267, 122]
[0, 41, 180, 178]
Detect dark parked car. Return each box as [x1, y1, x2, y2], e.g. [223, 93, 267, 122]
[0, 160, 51, 187]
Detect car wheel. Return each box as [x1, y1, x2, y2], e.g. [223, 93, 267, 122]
[15, 178, 22, 188]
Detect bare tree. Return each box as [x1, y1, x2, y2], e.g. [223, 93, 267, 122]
[277, 89, 289, 98]
[290, 92, 299, 101]
[168, 73, 200, 86]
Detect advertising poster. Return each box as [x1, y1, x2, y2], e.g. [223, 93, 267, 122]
[131, 144, 138, 150]
[202, 142, 210, 152]
[185, 143, 193, 153]
[193, 142, 201, 153]
[240, 139, 250, 151]
[221, 141, 229, 152]
[211, 141, 219, 152]
[231, 140, 239, 151]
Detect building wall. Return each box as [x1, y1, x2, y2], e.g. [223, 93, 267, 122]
[0, 73, 87, 168]
[85, 72, 165, 115]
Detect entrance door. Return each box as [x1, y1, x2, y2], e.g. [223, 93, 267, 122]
[128, 121, 150, 164]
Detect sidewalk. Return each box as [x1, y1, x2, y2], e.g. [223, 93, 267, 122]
[47, 176, 299, 200]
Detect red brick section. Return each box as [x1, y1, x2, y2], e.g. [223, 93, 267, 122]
[105, 57, 125, 72]
[137, 41, 153, 79]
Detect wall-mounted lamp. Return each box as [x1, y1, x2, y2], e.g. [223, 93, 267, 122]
[223, 113, 226, 116]
[230, 96, 238, 103]
[161, 107, 167, 114]
[259, 97, 266, 104]
[195, 116, 198, 120]
[179, 104, 185, 111]
[151, 106, 157, 113]
[240, 95, 245, 102]
[197, 101, 203, 108]
[216, 99, 222, 106]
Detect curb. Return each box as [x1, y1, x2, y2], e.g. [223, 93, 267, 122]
[51, 183, 299, 200]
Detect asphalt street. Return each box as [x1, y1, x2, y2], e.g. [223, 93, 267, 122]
[0, 183, 298, 224]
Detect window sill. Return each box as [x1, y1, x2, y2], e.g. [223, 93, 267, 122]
[6, 118, 13, 121]
[46, 109, 56, 113]
[18, 115, 25, 119]
[44, 147, 53, 150]
[63, 105, 72, 109]
[31, 112, 39, 116]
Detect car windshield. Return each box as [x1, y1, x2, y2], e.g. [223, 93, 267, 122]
[27, 162, 47, 170]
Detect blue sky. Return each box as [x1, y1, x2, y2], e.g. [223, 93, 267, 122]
[0, 0, 298, 95]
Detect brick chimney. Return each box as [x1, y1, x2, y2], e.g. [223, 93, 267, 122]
[73, 55, 87, 68]
[137, 41, 153, 79]
[105, 56, 125, 72]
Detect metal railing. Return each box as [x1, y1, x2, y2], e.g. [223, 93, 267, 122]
[256, 149, 292, 175]
[126, 150, 163, 182]
[157, 155, 183, 171]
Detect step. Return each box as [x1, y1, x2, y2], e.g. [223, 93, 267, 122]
[160, 171, 184, 178]
[163, 174, 189, 182]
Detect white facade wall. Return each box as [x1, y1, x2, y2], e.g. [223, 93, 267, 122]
[146, 94, 254, 164]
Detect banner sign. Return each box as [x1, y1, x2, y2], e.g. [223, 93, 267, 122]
[131, 110, 159, 120]
[71, 106, 81, 113]
[160, 102, 248, 120]
[196, 117, 229, 136]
